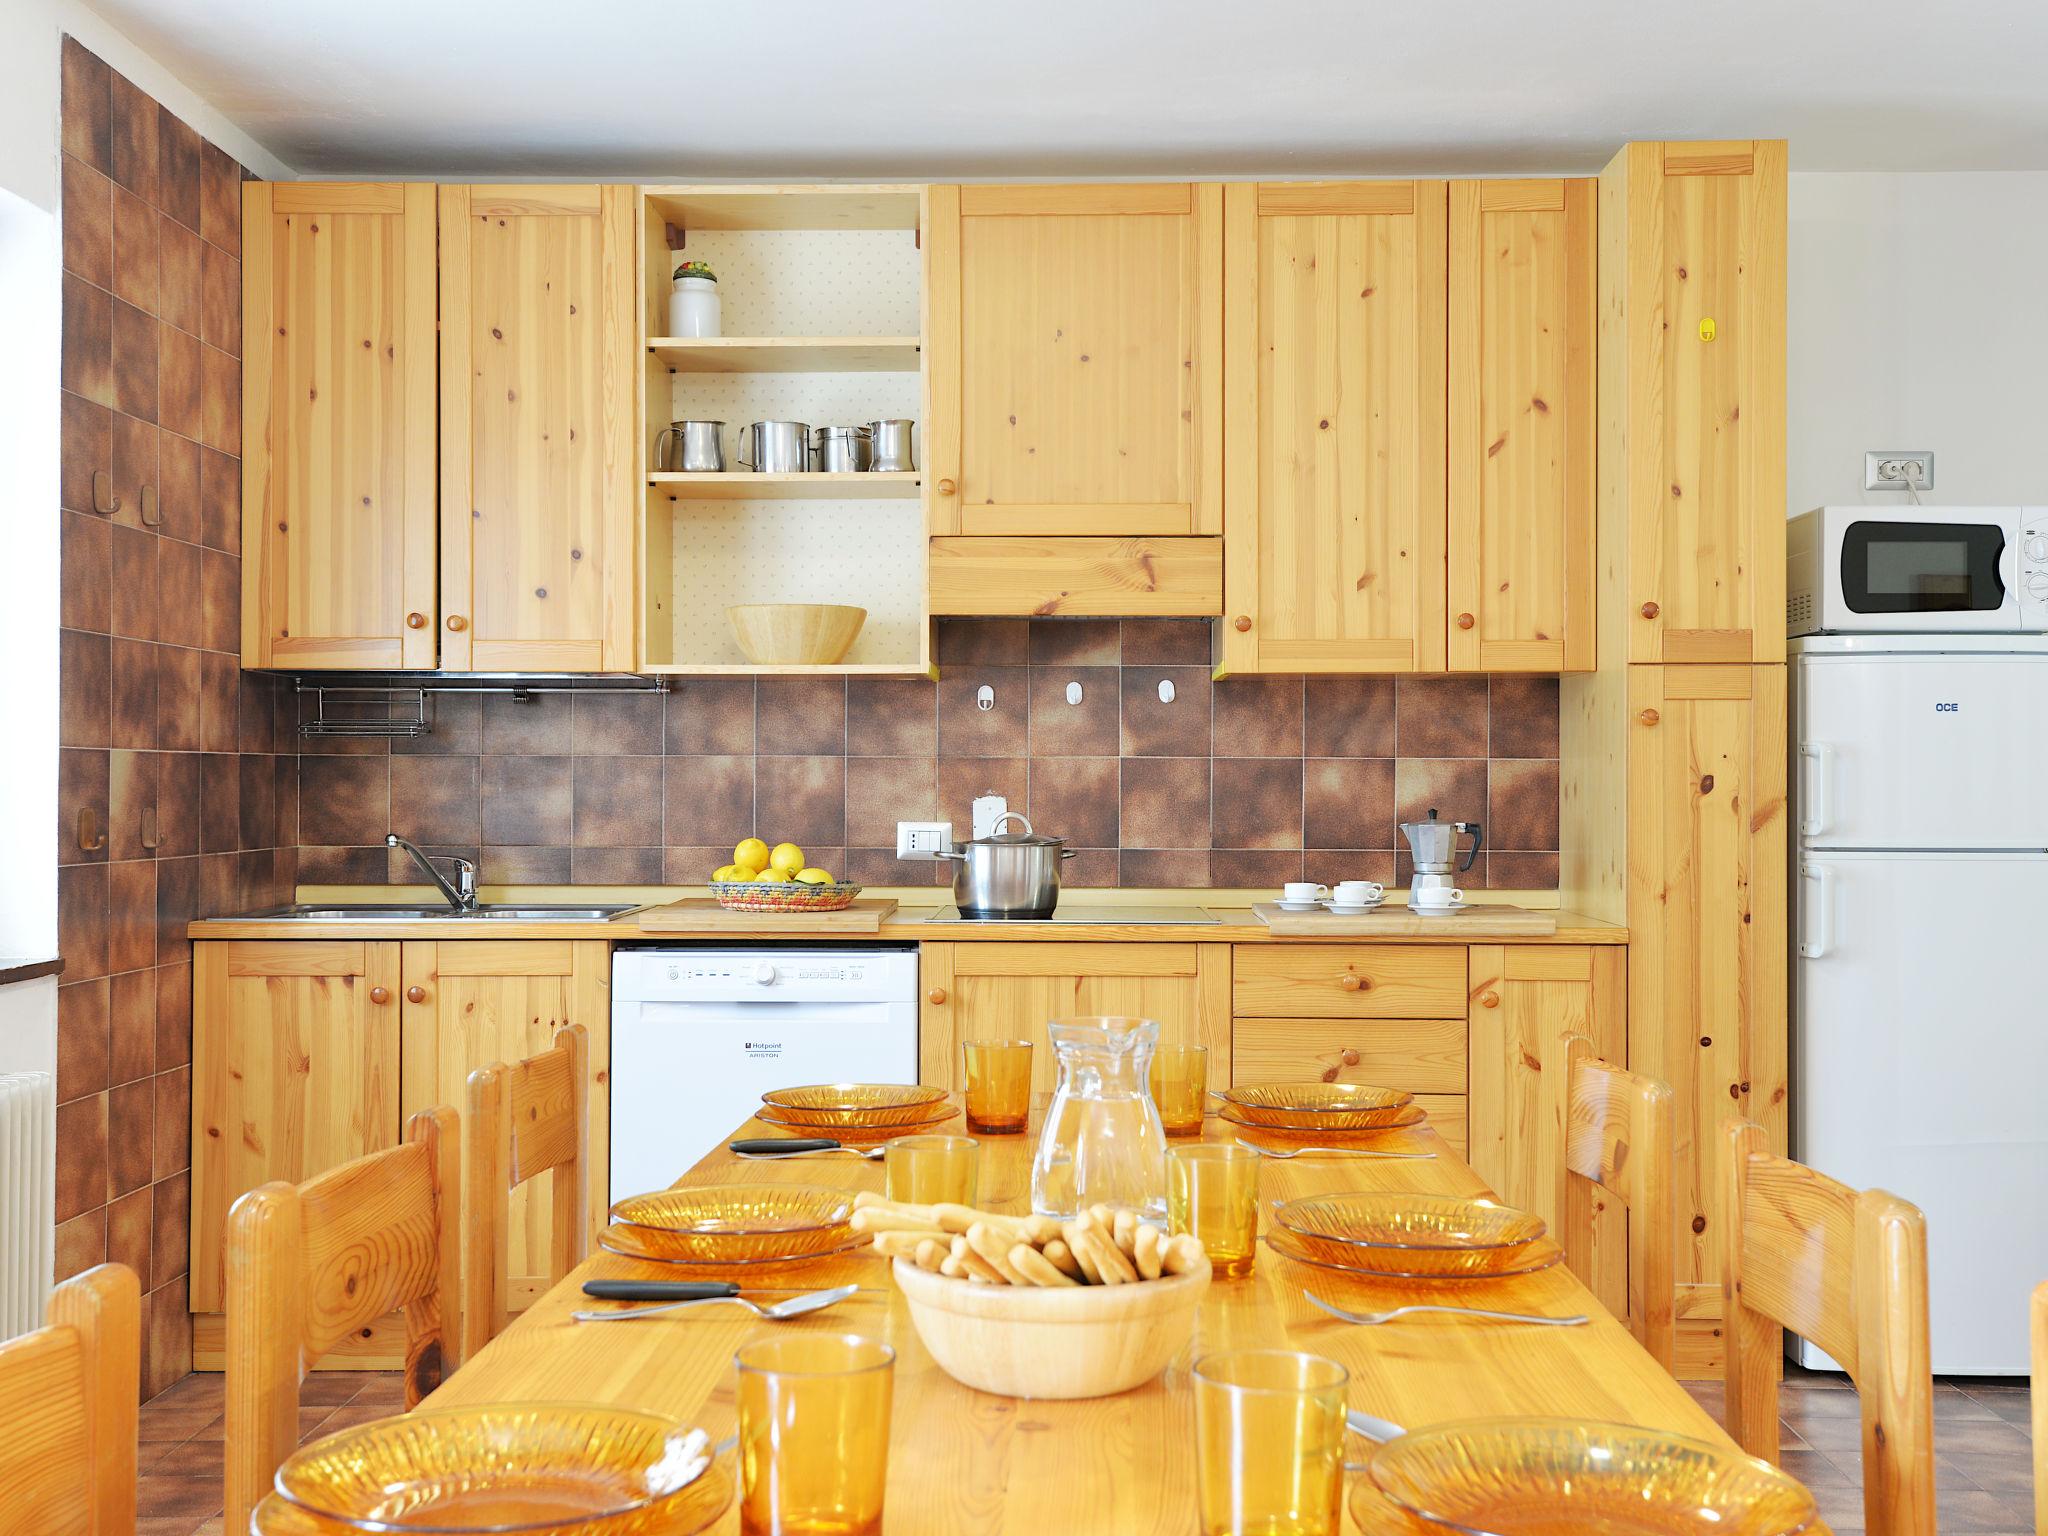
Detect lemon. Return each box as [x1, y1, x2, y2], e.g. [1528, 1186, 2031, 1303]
[768, 842, 806, 876]
[793, 867, 834, 885]
[754, 867, 791, 883]
[713, 864, 756, 883]
[733, 837, 770, 871]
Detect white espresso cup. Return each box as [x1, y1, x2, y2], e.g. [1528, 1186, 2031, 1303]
[1281, 882, 1330, 904]
[1331, 880, 1384, 906]
[1411, 886, 1465, 908]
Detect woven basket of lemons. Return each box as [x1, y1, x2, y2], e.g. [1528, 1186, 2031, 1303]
[710, 839, 861, 913]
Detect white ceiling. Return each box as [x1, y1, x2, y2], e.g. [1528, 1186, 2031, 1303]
[86, 0, 2048, 177]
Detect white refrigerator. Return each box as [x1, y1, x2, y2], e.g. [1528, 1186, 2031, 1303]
[1792, 634, 2048, 1373]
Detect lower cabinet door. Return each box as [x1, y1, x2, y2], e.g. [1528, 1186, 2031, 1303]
[399, 940, 611, 1316]
[190, 940, 403, 1312]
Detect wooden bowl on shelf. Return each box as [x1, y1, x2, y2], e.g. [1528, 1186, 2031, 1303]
[726, 603, 866, 665]
[890, 1255, 1209, 1400]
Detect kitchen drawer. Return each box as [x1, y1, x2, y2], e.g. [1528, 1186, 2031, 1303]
[1232, 945, 1467, 1019]
[1232, 1017, 1466, 1095]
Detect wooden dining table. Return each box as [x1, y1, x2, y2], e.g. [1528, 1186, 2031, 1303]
[426, 1103, 1827, 1534]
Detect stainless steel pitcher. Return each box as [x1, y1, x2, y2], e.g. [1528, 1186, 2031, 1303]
[736, 420, 811, 473]
[654, 419, 725, 472]
[1398, 808, 1483, 872]
[866, 418, 917, 472]
[811, 425, 873, 473]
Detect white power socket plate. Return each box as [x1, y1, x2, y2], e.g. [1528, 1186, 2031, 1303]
[1865, 451, 1934, 492]
[895, 821, 954, 859]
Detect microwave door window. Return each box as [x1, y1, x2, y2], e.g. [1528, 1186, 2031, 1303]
[1841, 521, 2006, 612]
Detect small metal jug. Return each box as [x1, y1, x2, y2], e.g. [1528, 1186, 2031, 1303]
[654, 419, 725, 472]
[811, 425, 874, 473]
[866, 418, 917, 472]
[736, 420, 812, 473]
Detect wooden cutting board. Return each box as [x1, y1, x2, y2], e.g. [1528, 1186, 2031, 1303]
[1252, 901, 1558, 937]
[637, 898, 898, 933]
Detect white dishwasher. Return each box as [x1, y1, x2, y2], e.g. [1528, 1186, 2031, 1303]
[609, 945, 920, 1202]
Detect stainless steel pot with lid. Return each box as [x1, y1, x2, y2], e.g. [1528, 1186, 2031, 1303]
[941, 812, 1074, 919]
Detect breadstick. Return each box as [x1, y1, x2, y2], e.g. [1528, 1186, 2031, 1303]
[1072, 1218, 1136, 1285]
[1060, 1221, 1105, 1283]
[1020, 1213, 1062, 1246]
[853, 1190, 886, 1210]
[1111, 1209, 1139, 1257]
[939, 1248, 969, 1279]
[1039, 1238, 1084, 1279]
[1089, 1203, 1117, 1230]
[850, 1207, 947, 1237]
[1008, 1242, 1079, 1287]
[914, 1237, 947, 1273]
[1133, 1222, 1165, 1280]
[966, 1222, 1031, 1284]
[931, 1203, 1031, 1238]
[950, 1233, 1006, 1284]
[1162, 1233, 1208, 1275]
[869, 1230, 935, 1260]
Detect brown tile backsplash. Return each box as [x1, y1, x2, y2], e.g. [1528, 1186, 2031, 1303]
[58, 39, 275, 1399]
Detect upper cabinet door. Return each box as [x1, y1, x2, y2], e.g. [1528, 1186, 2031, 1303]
[241, 183, 438, 669]
[438, 185, 639, 671]
[1609, 141, 1787, 664]
[1221, 182, 1448, 674]
[927, 184, 1222, 538]
[1447, 180, 1596, 673]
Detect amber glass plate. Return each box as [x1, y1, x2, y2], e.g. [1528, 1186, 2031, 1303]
[607, 1184, 853, 1263]
[1218, 1103, 1426, 1137]
[1359, 1418, 1819, 1536]
[1273, 1194, 1548, 1277]
[760, 1083, 949, 1127]
[598, 1227, 866, 1268]
[272, 1404, 734, 1534]
[755, 1103, 958, 1140]
[1219, 1082, 1416, 1129]
[1263, 1225, 1560, 1283]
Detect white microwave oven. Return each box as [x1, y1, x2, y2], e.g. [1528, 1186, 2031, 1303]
[1788, 505, 2048, 634]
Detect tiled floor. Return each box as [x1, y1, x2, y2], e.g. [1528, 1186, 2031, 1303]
[137, 1366, 2033, 1535]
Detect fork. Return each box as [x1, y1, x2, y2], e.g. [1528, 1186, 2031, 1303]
[1233, 1137, 1435, 1161]
[733, 1145, 886, 1161]
[1304, 1290, 1587, 1328]
[572, 1283, 860, 1324]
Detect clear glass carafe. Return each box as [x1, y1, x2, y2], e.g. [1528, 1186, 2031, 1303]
[1030, 1016, 1169, 1221]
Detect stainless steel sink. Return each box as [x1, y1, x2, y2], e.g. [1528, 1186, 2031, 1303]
[228, 903, 637, 922]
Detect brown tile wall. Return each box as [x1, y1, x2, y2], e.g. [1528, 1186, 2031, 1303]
[55, 38, 292, 1399]
[309, 619, 1559, 893]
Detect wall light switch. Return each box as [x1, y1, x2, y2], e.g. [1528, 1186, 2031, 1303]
[895, 821, 954, 859]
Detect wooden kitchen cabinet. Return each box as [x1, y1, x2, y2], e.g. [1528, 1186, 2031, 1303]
[918, 942, 1231, 1096]
[241, 183, 438, 669]
[189, 940, 404, 1312]
[1601, 142, 1787, 664]
[1219, 181, 1447, 674]
[398, 940, 611, 1318]
[1464, 944, 1628, 1321]
[438, 186, 639, 670]
[1447, 179, 1596, 673]
[925, 183, 1222, 540]
[1230, 943, 1466, 1020]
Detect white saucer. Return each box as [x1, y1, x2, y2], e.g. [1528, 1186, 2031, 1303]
[1274, 901, 1323, 912]
[1325, 900, 1383, 914]
[1409, 900, 1466, 915]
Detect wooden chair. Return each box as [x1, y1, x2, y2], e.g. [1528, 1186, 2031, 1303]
[463, 1022, 590, 1356]
[1538, 1030, 1674, 1370]
[0, 1263, 139, 1534]
[1719, 1119, 1934, 1536]
[224, 1106, 461, 1536]
[2032, 1280, 2047, 1535]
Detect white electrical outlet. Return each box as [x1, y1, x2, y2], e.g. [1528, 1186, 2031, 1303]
[971, 795, 1009, 839]
[1865, 451, 1934, 492]
[895, 821, 954, 859]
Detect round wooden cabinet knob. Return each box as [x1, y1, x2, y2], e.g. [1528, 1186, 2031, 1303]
[368, 986, 390, 1005]
[406, 985, 427, 1004]
[1340, 1049, 1360, 1067]
[927, 987, 948, 1005]
[1338, 974, 1363, 992]
[1233, 615, 1252, 633]
[1456, 612, 1475, 630]
[406, 612, 427, 629]
[1640, 600, 1661, 620]
[1639, 707, 1661, 727]
[1480, 991, 1501, 1009]
[936, 478, 957, 496]
[445, 615, 468, 632]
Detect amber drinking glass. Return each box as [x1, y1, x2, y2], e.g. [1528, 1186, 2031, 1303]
[735, 1333, 895, 1536]
[1168, 1143, 1260, 1279]
[1148, 1043, 1210, 1135]
[884, 1134, 980, 1206]
[1193, 1350, 1349, 1536]
[960, 1039, 1032, 1134]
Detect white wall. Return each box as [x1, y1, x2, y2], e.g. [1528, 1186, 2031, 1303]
[1789, 171, 2048, 512]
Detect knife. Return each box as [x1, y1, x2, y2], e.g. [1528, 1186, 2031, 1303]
[582, 1279, 743, 1302]
[729, 1137, 843, 1155]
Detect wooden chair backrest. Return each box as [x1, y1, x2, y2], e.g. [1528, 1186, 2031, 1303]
[224, 1105, 460, 1536]
[2032, 1280, 2047, 1535]
[0, 1263, 139, 1535]
[463, 1022, 589, 1355]
[1720, 1119, 1934, 1536]
[1538, 1030, 1674, 1369]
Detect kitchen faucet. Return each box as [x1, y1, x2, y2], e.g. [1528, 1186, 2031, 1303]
[386, 833, 478, 912]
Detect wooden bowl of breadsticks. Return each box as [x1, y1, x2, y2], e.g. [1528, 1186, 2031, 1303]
[851, 1193, 1211, 1399]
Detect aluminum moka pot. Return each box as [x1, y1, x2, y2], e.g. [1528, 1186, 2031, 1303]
[1398, 807, 1483, 873]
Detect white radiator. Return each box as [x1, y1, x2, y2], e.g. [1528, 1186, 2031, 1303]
[0, 1073, 55, 1341]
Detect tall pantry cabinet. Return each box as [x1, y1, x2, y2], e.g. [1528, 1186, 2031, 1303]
[241, 183, 639, 671]
[1563, 140, 1788, 1376]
